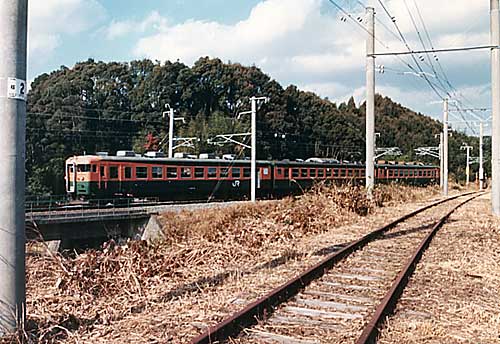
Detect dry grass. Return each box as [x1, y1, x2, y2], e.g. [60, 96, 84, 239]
[379, 194, 500, 343]
[3, 184, 439, 343]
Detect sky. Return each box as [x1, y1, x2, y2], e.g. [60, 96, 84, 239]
[27, 0, 493, 134]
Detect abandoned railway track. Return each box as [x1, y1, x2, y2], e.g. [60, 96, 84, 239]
[190, 191, 482, 344]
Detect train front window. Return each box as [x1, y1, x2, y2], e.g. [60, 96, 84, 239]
[167, 167, 177, 178]
[77, 164, 91, 172]
[100, 166, 105, 177]
[152, 167, 163, 179]
[110, 166, 119, 179]
[136, 167, 148, 179]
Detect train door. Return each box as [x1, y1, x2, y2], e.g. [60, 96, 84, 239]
[66, 162, 76, 194]
[100, 164, 107, 191]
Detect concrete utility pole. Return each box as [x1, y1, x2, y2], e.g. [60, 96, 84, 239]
[0, 0, 27, 333]
[443, 99, 449, 196]
[366, 7, 375, 196]
[479, 121, 485, 190]
[461, 144, 473, 187]
[163, 105, 184, 158]
[491, 0, 500, 214]
[439, 133, 444, 189]
[168, 108, 174, 158]
[249, 96, 268, 202]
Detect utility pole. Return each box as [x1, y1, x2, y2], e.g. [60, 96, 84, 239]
[251, 98, 257, 202]
[163, 105, 184, 158]
[491, 0, 500, 214]
[479, 121, 484, 190]
[0, 0, 27, 334]
[443, 99, 449, 196]
[249, 96, 268, 202]
[439, 133, 444, 189]
[366, 7, 375, 196]
[461, 144, 473, 187]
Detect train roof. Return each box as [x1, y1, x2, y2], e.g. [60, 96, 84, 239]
[66, 155, 438, 168]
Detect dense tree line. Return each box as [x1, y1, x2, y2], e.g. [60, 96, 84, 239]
[26, 57, 485, 195]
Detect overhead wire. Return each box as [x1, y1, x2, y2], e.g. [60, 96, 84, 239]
[410, 0, 486, 131]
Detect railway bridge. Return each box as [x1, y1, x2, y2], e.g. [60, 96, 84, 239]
[25, 201, 239, 248]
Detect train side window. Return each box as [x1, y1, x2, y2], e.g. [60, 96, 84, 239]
[262, 168, 269, 176]
[317, 169, 324, 178]
[243, 168, 251, 178]
[361, 169, 366, 177]
[340, 169, 346, 177]
[292, 168, 299, 178]
[310, 168, 317, 177]
[109, 166, 119, 179]
[77, 164, 91, 172]
[300, 169, 308, 178]
[348, 169, 353, 177]
[92, 165, 97, 173]
[232, 167, 241, 178]
[124, 167, 132, 179]
[152, 166, 163, 179]
[221, 167, 230, 178]
[326, 168, 332, 177]
[167, 167, 177, 178]
[181, 167, 192, 179]
[208, 167, 217, 178]
[195, 167, 205, 178]
[136, 167, 148, 179]
[284, 168, 290, 178]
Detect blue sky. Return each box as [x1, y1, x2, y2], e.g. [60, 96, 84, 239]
[28, 0, 492, 134]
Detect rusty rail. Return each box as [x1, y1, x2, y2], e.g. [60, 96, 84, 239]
[355, 193, 483, 344]
[189, 191, 478, 344]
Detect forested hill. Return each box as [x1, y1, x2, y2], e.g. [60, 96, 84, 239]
[27, 57, 477, 195]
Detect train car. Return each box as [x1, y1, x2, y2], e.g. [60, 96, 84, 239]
[65, 154, 439, 201]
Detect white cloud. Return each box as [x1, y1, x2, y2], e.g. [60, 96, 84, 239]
[28, 0, 106, 66]
[105, 11, 168, 40]
[102, 1, 496, 118]
[134, 0, 327, 66]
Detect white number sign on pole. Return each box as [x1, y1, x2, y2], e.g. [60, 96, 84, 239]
[7, 77, 27, 101]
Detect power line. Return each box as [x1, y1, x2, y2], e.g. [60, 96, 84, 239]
[27, 112, 165, 125]
[370, 45, 496, 56]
